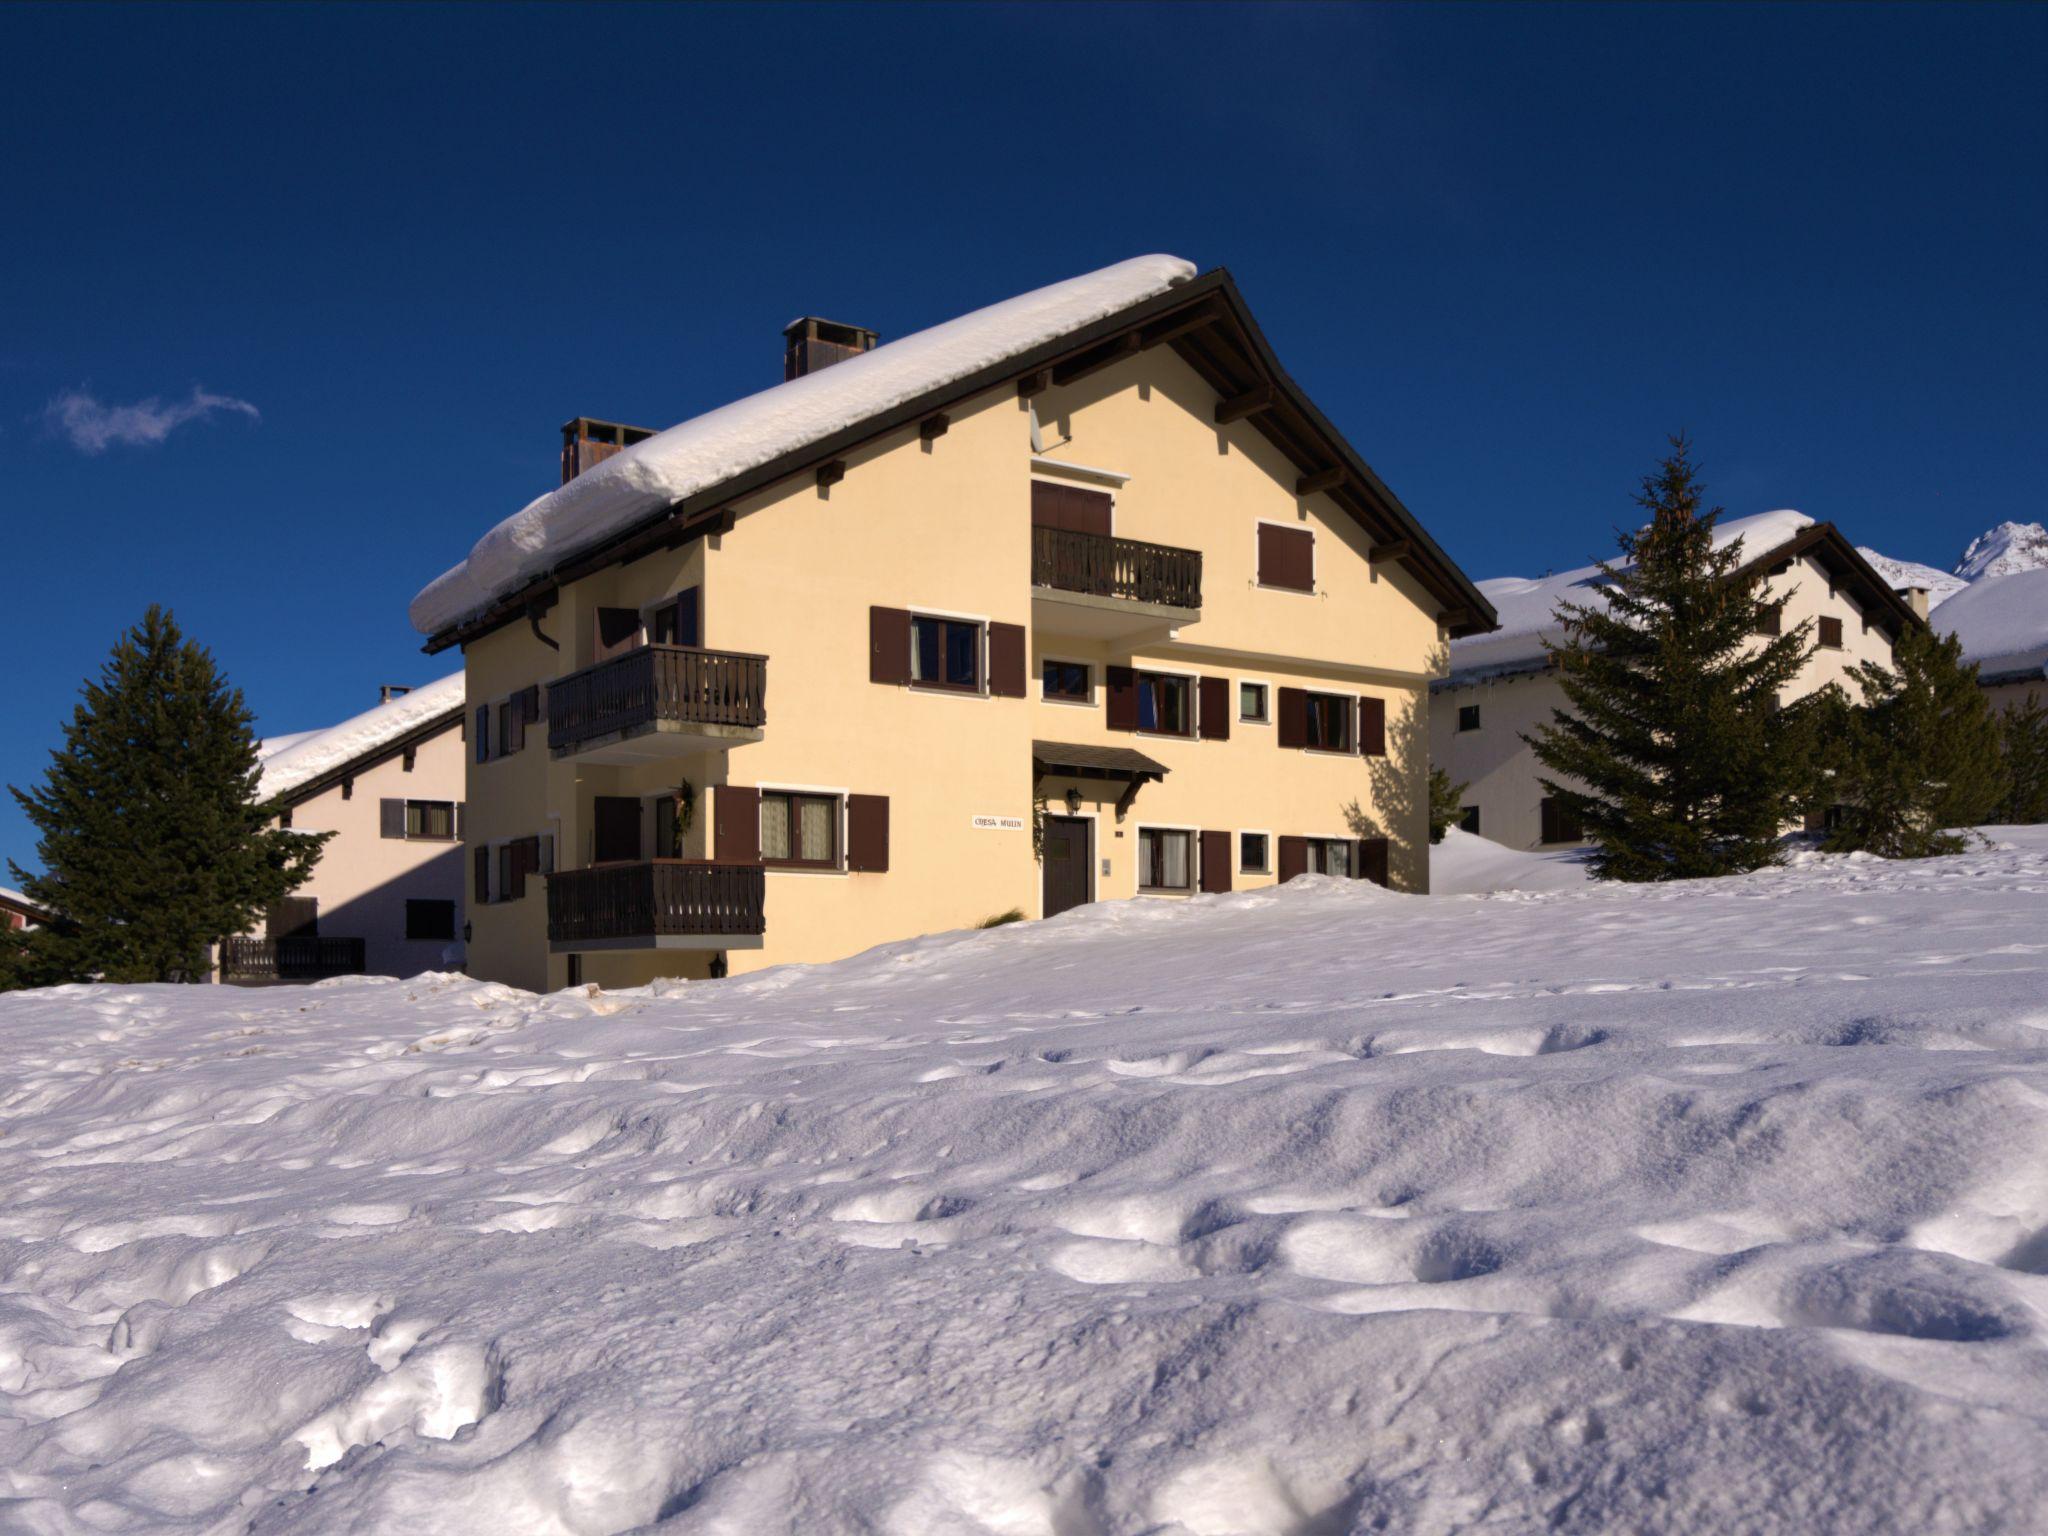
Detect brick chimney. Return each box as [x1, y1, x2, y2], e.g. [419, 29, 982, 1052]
[783, 317, 878, 381]
[1896, 585, 1931, 621]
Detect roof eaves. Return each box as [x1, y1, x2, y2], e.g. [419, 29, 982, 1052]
[268, 703, 467, 808]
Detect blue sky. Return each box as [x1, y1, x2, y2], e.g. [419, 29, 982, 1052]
[3, 3, 2042, 877]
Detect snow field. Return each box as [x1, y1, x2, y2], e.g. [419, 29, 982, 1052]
[3, 834, 2048, 1532]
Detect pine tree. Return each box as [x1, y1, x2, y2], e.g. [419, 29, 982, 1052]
[1527, 438, 1815, 881]
[7, 607, 327, 985]
[1999, 694, 2048, 825]
[1821, 626, 2008, 857]
[1426, 765, 1468, 844]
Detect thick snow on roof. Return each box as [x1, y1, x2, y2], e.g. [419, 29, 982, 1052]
[257, 672, 466, 800]
[5, 832, 2048, 1527]
[0, 885, 37, 912]
[1448, 509, 1813, 679]
[1856, 546, 1968, 608]
[411, 255, 1199, 635]
[1936, 567, 2048, 676]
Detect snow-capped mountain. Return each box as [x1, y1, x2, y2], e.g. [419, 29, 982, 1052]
[1955, 520, 2048, 582]
[1855, 546, 1968, 606]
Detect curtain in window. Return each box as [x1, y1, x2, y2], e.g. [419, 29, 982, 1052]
[798, 797, 833, 861]
[1159, 831, 1189, 889]
[760, 796, 792, 859]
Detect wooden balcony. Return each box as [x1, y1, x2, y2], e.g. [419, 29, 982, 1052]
[220, 936, 367, 983]
[1031, 526, 1202, 638]
[546, 861, 767, 953]
[547, 645, 767, 763]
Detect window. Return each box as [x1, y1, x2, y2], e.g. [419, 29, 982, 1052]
[499, 698, 524, 755]
[405, 899, 456, 942]
[1305, 691, 1352, 752]
[1755, 603, 1784, 637]
[1138, 828, 1193, 892]
[1257, 523, 1314, 592]
[1239, 832, 1270, 874]
[1043, 660, 1090, 702]
[761, 791, 840, 868]
[497, 837, 540, 901]
[1239, 682, 1269, 723]
[279, 805, 294, 829]
[1459, 805, 1481, 836]
[1458, 704, 1482, 733]
[911, 616, 981, 692]
[1540, 796, 1584, 845]
[1818, 616, 1844, 649]
[405, 800, 456, 840]
[1136, 672, 1192, 736]
[1306, 839, 1351, 877]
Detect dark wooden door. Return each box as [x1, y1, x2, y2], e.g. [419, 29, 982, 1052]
[1041, 816, 1091, 918]
[1030, 482, 1113, 537]
[593, 796, 642, 863]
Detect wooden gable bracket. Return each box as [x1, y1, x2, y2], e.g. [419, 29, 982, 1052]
[659, 506, 733, 551]
[1368, 539, 1413, 566]
[1114, 775, 1145, 824]
[1296, 467, 1347, 497]
[816, 460, 846, 491]
[1140, 302, 1225, 350]
[1214, 384, 1276, 424]
[919, 413, 950, 443]
[1053, 331, 1142, 388]
[1017, 369, 1052, 400]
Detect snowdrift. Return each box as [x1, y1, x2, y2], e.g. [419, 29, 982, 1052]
[5, 836, 2048, 1533]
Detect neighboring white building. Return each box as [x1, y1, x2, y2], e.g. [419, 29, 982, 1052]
[220, 675, 469, 982]
[1937, 567, 2048, 714]
[1431, 513, 1923, 850]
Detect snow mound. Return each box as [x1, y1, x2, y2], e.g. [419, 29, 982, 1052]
[257, 672, 466, 800]
[5, 833, 2048, 1531]
[1429, 825, 1594, 895]
[1856, 547, 1968, 608]
[1451, 510, 1814, 678]
[1955, 520, 2048, 583]
[409, 255, 1198, 636]
[1935, 567, 2048, 677]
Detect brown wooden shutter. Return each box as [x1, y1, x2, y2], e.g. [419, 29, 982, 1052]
[846, 794, 890, 872]
[380, 799, 406, 839]
[1819, 616, 1844, 649]
[266, 896, 318, 938]
[520, 684, 541, 724]
[474, 705, 490, 762]
[1106, 665, 1139, 731]
[1031, 481, 1113, 536]
[1277, 687, 1308, 749]
[716, 785, 761, 863]
[1258, 524, 1314, 591]
[508, 835, 540, 900]
[988, 623, 1026, 698]
[1199, 830, 1232, 893]
[1358, 696, 1387, 757]
[869, 607, 911, 686]
[1277, 835, 1308, 883]
[1197, 677, 1230, 741]
[474, 845, 490, 904]
[594, 607, 641, 662]
[455, 802, 466, 838]
[1356, 837, 1390, 887]
[1540, 797, 1567, 844]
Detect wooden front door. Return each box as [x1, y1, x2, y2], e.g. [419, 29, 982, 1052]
[593, 796, 642, 864]
[1041, 815, 1092, 918]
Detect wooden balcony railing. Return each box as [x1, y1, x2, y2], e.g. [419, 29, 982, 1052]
[221, 936, 367, 981]
[1031, 526, 1202, 610]
[546, 861, 766, 946]
[547, 645, 767, 752]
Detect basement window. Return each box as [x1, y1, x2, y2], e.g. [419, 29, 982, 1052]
[1458, 704, 1481, 733]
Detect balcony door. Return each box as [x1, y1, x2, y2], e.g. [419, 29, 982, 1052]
[1030, 481, 1112, 537]
[593, 796, 642, 864]
[1041, 815, 1092, 918]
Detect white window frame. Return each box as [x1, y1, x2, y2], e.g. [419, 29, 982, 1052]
[1039, 655, 1096, 708]
[1253, 518, 1317, 596]
[1237, 828, 1273, 875]
[1236, 677, 1272, 726]
[906, 606, 994, 701]
[1134, 821, 1200, 896]
[757, 781, 851, 877]
[1132, 666, 1198, 741]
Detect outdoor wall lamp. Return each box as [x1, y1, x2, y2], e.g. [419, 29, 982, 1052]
[1064, 789, 1082, 815]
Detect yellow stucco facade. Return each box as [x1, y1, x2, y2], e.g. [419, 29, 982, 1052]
[459, 343, 1458, 994]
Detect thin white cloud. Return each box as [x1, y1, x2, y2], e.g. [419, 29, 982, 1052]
[42, 385, 260, 454]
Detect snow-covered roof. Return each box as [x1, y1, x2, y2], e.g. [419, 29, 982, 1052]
[1446, 510, 1815, 681]
[1936, 567, 2048, 679]
[0, 885, 41, 914]
[410, 255, 1199, 636]
[1855, 547, 1968, 608]
[257, 672, 467, 801]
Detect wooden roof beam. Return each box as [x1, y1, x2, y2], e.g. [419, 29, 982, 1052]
[1296, 467, 1347, 497]
[918, 413, 949, 442]
[1368, 539, 1413, 566]
[1017, 369, 1051, 400]
[1140, 302, 1225, 349]
[1052, 331, 1142, 388]
[1213, 384, 1276, 425]
[816, 460, 846, 491]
